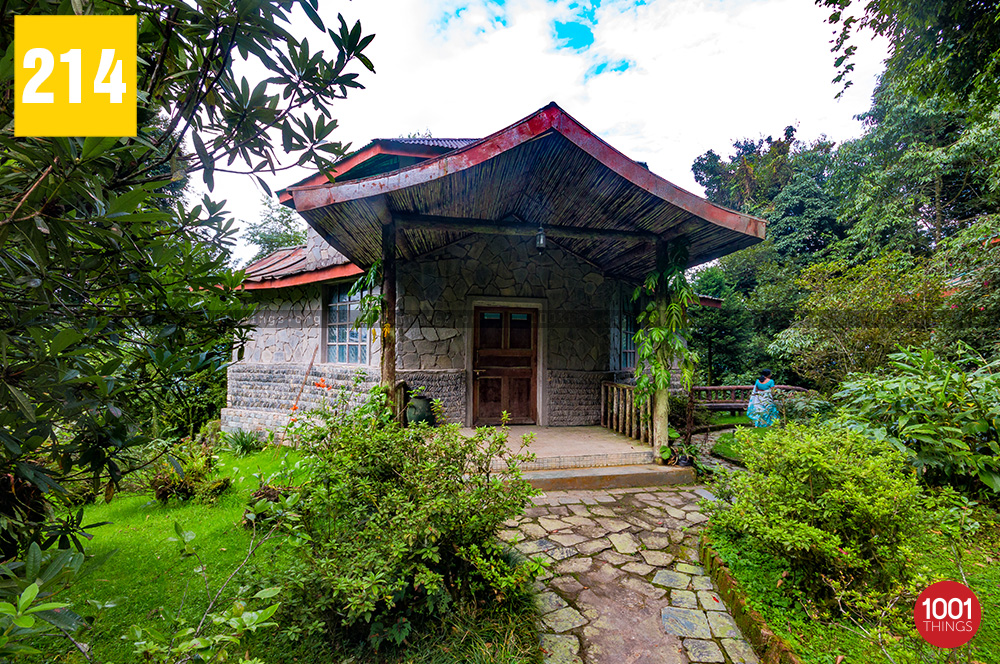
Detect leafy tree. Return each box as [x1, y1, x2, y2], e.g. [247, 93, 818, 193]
[0, 0, 374, 548]
[768, 173, 840, 260]
[931, 215, 1000, 359]
[828, 78, 1000, 262]
[243, 196, 308, 265]
[692, 126, 797, 214]
[818, 0, 1000, 110]
[782, 251, 944, 390]
[688, 268, 752, 385]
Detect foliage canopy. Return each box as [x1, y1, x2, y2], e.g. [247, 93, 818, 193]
[0, 0, 374, 545]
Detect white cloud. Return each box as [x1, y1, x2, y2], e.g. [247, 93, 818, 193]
[213, 0, 889, 263]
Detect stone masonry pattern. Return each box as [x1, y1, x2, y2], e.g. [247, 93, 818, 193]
[229, 233, 643, 429]
[222, 363, 378, 433]
[507, 486, 758, 664]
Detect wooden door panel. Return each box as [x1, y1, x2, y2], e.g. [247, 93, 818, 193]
[508, 376, 532, 422]
[473, 307, 537, 425]
[476, 376, 503, 422]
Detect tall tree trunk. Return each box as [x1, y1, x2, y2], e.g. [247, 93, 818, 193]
[381, 219, 397, 411]
[652, 239, 671, 462]
[934, 172, 943, 246]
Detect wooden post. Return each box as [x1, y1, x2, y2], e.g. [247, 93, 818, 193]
[652, 238, 671, 463]
[381, 219, 397, 410]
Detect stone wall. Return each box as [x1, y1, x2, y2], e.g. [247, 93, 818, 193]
[227, 233, 640, 430]
[546, 370, 613, 426]
[302, 225, 350, 272]
[395, 234, 626, 425]
[241, 285, 323, 364]
[396, 369, 466, 424]
[397, 235, 613, 373]
[221, 362, 378, 433]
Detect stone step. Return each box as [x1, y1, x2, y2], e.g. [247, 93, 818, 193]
[493, 450, 654, 473]
[522, 464, 697, 491]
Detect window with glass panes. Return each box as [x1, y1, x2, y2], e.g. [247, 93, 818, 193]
[326, 282, 370, 364]
[621, 306, 637, 370]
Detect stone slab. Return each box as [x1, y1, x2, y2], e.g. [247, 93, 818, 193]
[576, 538, 612, 555]
[697, 590, 725, 611]
[670, 590, 698, 609]
[540, 633, 584, 664]
[522, 464, 696, 491]
[707, 612, 741, 639]
[721, 638, 760, 664]
[652, 570, 691, 589]
[639, 550, 675, 567]
[683, 638, 725, 663]
[609, 532, 640, 554]
[542, 606, 588, 633]
[692, 575, 714, 590]
[537, 591, 569, 614]
[676, 563, 705, 575]
[660, 606, 712, 639]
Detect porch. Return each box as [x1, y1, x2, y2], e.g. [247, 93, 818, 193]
[479, 425, 655, 471]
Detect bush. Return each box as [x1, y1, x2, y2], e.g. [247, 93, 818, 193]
[667, 393, 711, 429]
[774, 390, 834, 423]
[834, 347, 1000, 494]
[225, 428, 264, 457]
[147, 437, 218, 503]
[706, 422, 924, 602]
[282, 386, 538, 648]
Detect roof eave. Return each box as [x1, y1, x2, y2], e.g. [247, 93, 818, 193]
[288, 103, 766, 242]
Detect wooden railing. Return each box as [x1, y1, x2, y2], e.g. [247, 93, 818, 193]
[601, 382, 653, 444]
[394, 380, 408, 423]
[600, 383, 810, 441]
[688, 384, 807, 410]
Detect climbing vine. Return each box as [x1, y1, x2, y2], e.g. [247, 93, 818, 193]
[348, 260, 384, 337]
[632, 243, 699, 403]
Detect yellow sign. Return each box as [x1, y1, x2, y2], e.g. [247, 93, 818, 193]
[15, 15, 136, 137]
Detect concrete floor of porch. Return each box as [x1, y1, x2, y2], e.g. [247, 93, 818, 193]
[463, 425, 656, 471]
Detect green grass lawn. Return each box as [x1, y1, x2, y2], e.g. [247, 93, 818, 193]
[33, 446, 540, 664]
[711, 413, 752, 427]
[710, 426, 768, 464]
[709, 513, 1000, 663]
[32, 446, 307, 662]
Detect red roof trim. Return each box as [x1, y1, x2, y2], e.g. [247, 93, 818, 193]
[288, 103, 766, 240]
[241, 263, 363, 290]
[277, 141, 465, 205]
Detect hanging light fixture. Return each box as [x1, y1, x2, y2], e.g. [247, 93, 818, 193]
[535, 224, 546, 250]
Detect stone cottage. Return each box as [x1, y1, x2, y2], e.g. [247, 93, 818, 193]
[221, 103, 764, 434]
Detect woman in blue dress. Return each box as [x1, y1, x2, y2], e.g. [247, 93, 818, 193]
[746, 370, 779, 427]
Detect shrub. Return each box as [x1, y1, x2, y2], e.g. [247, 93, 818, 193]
[774, 390, 834, 423]
[147, 437, 217, 503]
[667, 393, 711, 429]
[706, 422, 924, 602]
[225, 428, 264, 457]
[283, 386, 537, 648]
[834, 347, 1000, 494]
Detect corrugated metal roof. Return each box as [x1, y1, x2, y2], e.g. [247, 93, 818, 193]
[243, 246, 307, 281]
[380, 138, 478, 149]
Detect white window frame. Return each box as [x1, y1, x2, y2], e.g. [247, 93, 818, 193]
[325, 280, 373, 365]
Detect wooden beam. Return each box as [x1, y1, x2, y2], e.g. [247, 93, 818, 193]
[395, 213, 659, 244]
[652, 238, 671, 463]
[381, 219, 397, 405]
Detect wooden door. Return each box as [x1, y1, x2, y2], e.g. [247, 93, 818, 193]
[473, 307, 537, 425]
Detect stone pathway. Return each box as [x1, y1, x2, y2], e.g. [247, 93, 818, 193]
[691, 429, 742, 474]
[501, 486, 758, 664]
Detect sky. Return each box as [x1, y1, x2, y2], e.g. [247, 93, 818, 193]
[212, 0, 890, 264]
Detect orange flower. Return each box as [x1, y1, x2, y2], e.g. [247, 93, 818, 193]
[291, 405, 298, 411]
